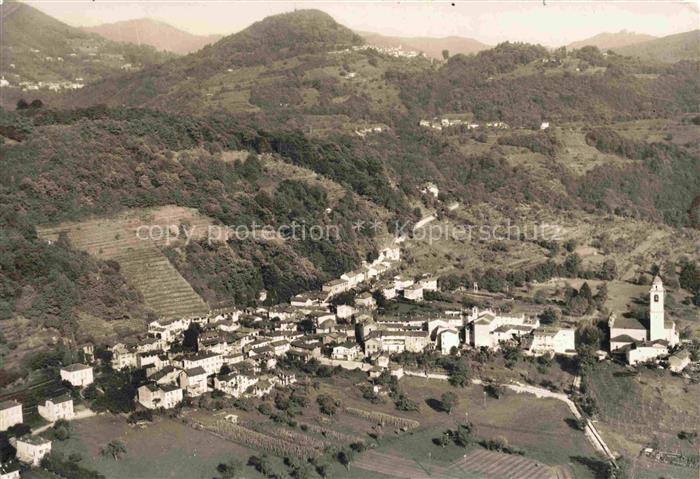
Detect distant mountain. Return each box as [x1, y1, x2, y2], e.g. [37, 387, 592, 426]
[82, 18, 223, 55]
[612, 30, 700, 63]
[63, 9, 367, 112]
[0, 2, 172, 95]
[359, 31, 489, 59]
[568, 30, 656, 50]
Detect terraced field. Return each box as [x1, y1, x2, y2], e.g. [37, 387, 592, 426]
[37, 206, 213, 320]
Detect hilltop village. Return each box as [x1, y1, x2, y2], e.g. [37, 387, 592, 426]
[0, 233, 694, 475]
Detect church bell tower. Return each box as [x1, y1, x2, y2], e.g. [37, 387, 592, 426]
[649, 275, 665, 341]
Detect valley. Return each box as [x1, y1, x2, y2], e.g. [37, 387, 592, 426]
[0, 3, 698, 479]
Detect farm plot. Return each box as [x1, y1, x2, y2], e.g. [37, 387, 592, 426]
[37, 206, 212, 319]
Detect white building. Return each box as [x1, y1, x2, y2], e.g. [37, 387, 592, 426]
[137, 384, 183, 409]
[60, 364, 93, 387]
[626, 341, 669, 365]
[437, 328, 460, 355]
[336, 304, 355, 319]
[540, 122, 550, 130]
[322, 279, 350, 297]
[355, 292, 376, 309]
[467, 308, 539, 349]
[38, 395, 74, 422]
[403, 283, 424, 302]
[178, 367, 208, 397]
[180, 351, 223, 376]
[331, 342, 363, 361]
[214, 372, 258, 398]
[15, 436, 51, 466]
[527, 327, 576, 356]
[0, 462, 20, 479]
[0, 401, 23, 431]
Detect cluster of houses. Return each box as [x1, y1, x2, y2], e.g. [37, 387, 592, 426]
[354, 125, 386, 137]
[2, 249, 691, 474]
[14, 80, 84, 92]
[329, 45, 424, 59]
[419, 118, 510, 131]
[0, 363, 95, 471]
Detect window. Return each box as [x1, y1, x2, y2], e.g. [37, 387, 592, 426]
[654, 294, 659, 302]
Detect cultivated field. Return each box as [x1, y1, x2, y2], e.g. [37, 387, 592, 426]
[37, 206, 213, 320]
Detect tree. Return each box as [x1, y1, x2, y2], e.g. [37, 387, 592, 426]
[599, 260, 617, 280]
[337, 449, 354, 470]
[216, 458, 243, 479]
[442, 49, 450, 60]
[440, 391, 459, 414]
[453, 422, 474, 447]
[16, 99, 29, 110]
[182, 322, 202, 351]
[317, 394, 339, 416]
[539, 307, 560, 325]
[100, 440, 127, 460]
[485, 383, 505, 399]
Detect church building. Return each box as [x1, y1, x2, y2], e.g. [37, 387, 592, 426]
[608, 276, 679, 360]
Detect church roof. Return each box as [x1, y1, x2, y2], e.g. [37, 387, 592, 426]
[612, 315, 646, 330]
[610, 334, 638, 344]
[652, 275, 663, 286]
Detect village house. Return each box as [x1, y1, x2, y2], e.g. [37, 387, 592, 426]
[150, 365, 180, 385]
[179, 351, 223, 376]
[467, 308, 539, 349]
[342, 269, 366, 288]
[38, 395, 74, 422]
[137, 384, 183, 409]
[214, 371, 258, 398]
[178, 367, 208, 397]
[289, 340, 322, 361]
[322, 278, 350, 297]
[437, 328, 460, 355]
[626, 340, 669, 366]
[273, 372, 297, 387]
[403, 283, 424, 302]
[355, 292, 377, 310]
[526, 327, 576, 356]
[136, 336, 167, 354]
[136, 349, 165, 369]
[0, 401, 23, 431]
[668, 350, 691, 373]
[15, 436, 51, 466]
[248, 379, 274, 398]
[290, 291, 328, 309]
[377, 281, 397, 300]
[393, 275, 415, 291]
[419, 277, 439, 292]
[0, 462, 20, 479]
[110, 343, 138, 370]
[336, 304, 355, 319]
[364, 330, 430, 355]
[331, 342, 363, 361]
[419, 182, 439, 198]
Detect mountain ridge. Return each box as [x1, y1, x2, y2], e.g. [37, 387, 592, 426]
[612, 29, 700, 63]
[82, 18, 223, 55]
[568, 30, 656, 50]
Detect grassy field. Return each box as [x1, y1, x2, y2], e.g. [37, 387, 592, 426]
[585, 361, 700, 469]
[52, 415, 263, 479]
[49, 371, 608, 479]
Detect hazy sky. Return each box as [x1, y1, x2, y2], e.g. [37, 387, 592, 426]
[27, 1, 699, 46]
